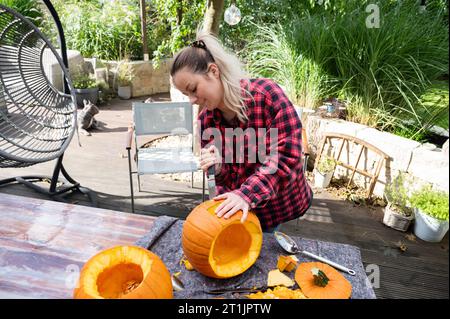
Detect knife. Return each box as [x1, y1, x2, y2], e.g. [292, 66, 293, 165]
[205, 285, 269, 295]
[207, 165, 217, 199]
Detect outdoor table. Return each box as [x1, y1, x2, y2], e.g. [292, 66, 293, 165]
[0, 193, 156, 299]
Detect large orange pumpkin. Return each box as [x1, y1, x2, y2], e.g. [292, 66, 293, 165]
[182, 199, 263, 278]
[294, 262, 352, 299]
[74, 245, 173, 299]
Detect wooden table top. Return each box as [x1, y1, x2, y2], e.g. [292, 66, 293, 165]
[0, 193, 156, 299]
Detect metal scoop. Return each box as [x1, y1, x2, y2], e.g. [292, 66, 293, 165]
[171, 274, 185, 291]
[274, 231, 356, 276]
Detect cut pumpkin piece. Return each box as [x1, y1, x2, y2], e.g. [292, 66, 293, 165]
[180, 256, 194, 271]
[277, 255, 298, 272]
[267, 269, 295, 287]
[246, 286, 307, 299]
[295, 262, 352, 299]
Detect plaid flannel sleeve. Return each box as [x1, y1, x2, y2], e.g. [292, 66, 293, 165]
[233, 81, 302, 208]
[200, 115, 231, 188]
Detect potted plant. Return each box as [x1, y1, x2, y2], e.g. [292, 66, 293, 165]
[314, 155, 336, 188]
[116, 60, 134, 100]
[72, 74, 99, 108]
[410, 185, 449, 242]
[382, 172, 414, 232]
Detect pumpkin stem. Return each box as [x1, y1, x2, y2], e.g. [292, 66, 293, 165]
[311, 267, 329, 287]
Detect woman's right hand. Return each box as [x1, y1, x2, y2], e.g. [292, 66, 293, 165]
[200, 145, 222, 173]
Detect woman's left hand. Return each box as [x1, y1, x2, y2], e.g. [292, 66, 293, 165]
[213, 192, 250, 223]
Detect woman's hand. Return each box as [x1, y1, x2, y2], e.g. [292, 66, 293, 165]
[214, 192, 250, 223]
[200, 145, 222, 173]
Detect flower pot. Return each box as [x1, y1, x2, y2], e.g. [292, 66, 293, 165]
[118, 86, 132, 100]
[314, 170, 333, 188]
[74, 87, 98, 108]
[413, 208, 449, 242]
[382, 204, 414, 232]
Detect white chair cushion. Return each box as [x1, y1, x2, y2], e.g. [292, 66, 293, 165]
[137, 147, 200, 174]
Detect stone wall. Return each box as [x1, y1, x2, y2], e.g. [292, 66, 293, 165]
[103, 59, 172, 97]
[305, 115, 449, 197]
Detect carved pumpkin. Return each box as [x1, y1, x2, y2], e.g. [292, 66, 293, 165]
[182, 199, 263, 278]
[295, 262, 352, 299]
[74, 245, 173, 299]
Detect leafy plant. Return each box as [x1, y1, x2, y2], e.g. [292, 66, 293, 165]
[72, 75, 98, 89]
[316, 156, 336, 174]
[246, 23, 332, 108]
[410, 185, 449, 221]
[0, 0, 44, 27]
[384, 172, 413, 216]
[116, 60, 135, 87]
[47, 0, 142, 61]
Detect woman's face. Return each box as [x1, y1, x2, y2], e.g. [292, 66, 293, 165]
[172, 64, 224, 112]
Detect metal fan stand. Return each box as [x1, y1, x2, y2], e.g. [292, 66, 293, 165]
[0, 0, 97, 206]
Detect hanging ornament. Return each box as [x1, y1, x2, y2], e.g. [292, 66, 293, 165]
[224, 2, 241, 26]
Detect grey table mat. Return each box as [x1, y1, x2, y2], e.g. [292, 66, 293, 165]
[135, 215, 376, 299]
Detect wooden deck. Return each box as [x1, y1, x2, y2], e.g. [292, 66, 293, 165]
[0, 94, 448, 299]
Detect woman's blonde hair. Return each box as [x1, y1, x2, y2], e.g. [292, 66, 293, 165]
[170, 30, 249, 122]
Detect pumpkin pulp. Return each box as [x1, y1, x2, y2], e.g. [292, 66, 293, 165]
[80, 246, 153, 298]
[206, 202, 261, 277]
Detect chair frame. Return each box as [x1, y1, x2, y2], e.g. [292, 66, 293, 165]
[126, 101, 205, 213]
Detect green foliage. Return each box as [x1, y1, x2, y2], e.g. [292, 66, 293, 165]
[246, 0, 448, 141]
[384, 172, 413, 216]
[410, 185, 449, 221]
[116, 60, 135, 86]
[72, 74, 98, 89]
[148, 0, 206, 66]
[316, 156, 336, 174]
[47, 0, 142, 60]
[246, 23, 332, 108]
[0, 0, 44, 27]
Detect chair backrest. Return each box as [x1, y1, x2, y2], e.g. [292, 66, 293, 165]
[132, 102, 193, 136]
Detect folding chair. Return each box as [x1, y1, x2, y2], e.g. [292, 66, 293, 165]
[126, 101, 205, 213]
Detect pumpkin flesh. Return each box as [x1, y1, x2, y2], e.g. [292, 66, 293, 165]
[74, 245, 173, 299]
[182, 200, 263, 278]
[294, 262, 352, 299]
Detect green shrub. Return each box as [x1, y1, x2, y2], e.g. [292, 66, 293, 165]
[384, 172, 413, 216]
[49, 0, 142, 61]
[246, 1, 448, 140]
[410, 185, 449, 221]
[246, 23, 332, 108]
[0, 0, 44, 27]
[316, 156, 336, 174]
[116, 60, 135, 87]
[72, 75, 98, 89]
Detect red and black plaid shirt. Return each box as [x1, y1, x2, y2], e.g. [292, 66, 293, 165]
[199, 78, 313, 229]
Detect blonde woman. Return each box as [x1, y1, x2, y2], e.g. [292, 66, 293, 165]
[170, 32, 313, 232]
